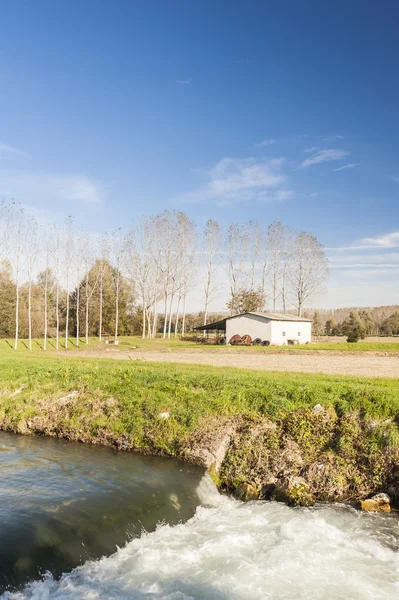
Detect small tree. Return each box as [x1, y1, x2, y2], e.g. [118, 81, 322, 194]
[312, 310, 323, 336]
[325, 317, 336, 336]
[227, 288, 265, 314]
[341, 312, 366, 343]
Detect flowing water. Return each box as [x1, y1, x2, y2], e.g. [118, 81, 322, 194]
[1, 433, 399, 599]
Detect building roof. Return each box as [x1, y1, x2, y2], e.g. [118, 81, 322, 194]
[236, 312, 313, 323]
[194, 311, 312, 331]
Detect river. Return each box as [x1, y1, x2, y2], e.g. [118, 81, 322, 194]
[1, 432, 398, 599]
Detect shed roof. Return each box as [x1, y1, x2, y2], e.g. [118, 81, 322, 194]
[194, 311, 312, 331]
[235, 312, 312, 323]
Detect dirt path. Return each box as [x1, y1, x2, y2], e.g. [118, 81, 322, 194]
[67, 349, 399, 378]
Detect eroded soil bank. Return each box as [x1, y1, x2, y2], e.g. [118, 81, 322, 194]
[2, 396, 399, 510]
[1, 358, 399, 511]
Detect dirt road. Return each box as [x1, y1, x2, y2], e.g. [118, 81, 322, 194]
[71, 349, 399, 378]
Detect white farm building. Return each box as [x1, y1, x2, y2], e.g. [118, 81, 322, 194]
[197, 312, 312, 346]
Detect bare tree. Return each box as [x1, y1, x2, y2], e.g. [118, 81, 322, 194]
[11, 204, 26, 350]
[64, 216, 74, 349]
[225, 223, 249, 314]
[74, 233, 84, 347]
[82, 236, 100, 344]
[50, 224, 62, 350]
[40, 232, 53, 351]
[26, 217, 38, 351]
[280, 225, 295, 313]
[267, 221, 284, 312]
[202, 219, 221, 327]
[173, 213, 196, 337]
[289, 231, 329, 316]
[111, 228, 124, 341]
[98, 233, 110, 341]
[0, 200, 13, 265]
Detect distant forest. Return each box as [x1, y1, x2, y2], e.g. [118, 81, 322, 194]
[304, 306, 399, 336]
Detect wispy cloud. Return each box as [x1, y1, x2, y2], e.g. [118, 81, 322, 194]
[309, 192, 322, 197]
[0, 142, 28, 160]
[299, 149, 349, 169]
[255, 138, 276, 148]
[359, 232, 399, 249]
[322, 135, 345, 141]
[176, 79, 191, 85]
[326, 232, 399, 251]
[178, 156, 290, 205]
[304, 146, 318, 153]
[392, 175, 399, 183]
[333, 162, 360, 172]
[0, 170, 104, 206]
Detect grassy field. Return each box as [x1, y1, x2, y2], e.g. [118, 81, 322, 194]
[1, 353, 398, 427]
[1, 335, 399, 356]
[1, 351, 399, 503]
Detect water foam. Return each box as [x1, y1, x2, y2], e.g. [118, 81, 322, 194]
[3, 481, 399, 600]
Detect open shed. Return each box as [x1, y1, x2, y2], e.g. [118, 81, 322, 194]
[196, 312, 312, 345]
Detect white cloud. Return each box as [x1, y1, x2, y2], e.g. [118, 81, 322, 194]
[178, 156, 289, 205]
[309, 192, 322, 197]
[304, 146, 318, 153]
[275, 189, 295, 201]
[0, 169, 103, 206]
[0, 142, 28, 160]
[333, 163, 360, 172]
[359, 232, 399, 249]
[176, 79, 191, 85]
[255, 138, 276, 148]
[326, 232, 399, 252]
[322, 135, 345, 141]
[299, 149, 350, 169]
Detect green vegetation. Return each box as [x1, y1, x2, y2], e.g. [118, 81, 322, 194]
[0, 335, 398, 357]
[1, 354, 398, 435]
[1, 354, 399, 504]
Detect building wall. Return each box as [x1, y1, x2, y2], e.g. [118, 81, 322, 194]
[225, 314, 312, 345]
[270, 320, 312, 345]
[226, 314, 272, 343]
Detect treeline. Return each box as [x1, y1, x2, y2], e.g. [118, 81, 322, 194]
[0, 202, 329, 349]
[307, 307, 399, 337]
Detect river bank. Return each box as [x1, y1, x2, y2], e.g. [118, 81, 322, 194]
[1, 356, 399, 509]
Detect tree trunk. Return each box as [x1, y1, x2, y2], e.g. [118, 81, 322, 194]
[14, 284, 19, 351]
[65, 287, 69, 349]
[141, 300, 146, 339]
[76, 285, 80, 347]
[99, 275, 103, 341]
[115, 279, 119, 340]
[174, 295, 181, 337]
[28, 282, 32, 351]
[163, 293, 168, 338]
[85, 297, 89, 344]
[44, 283, 48, 351]
[167, 292, 175, 338]
[181, 294, 187, 337]
[55, 285, 59, 350]
[152, 307, 158, 338]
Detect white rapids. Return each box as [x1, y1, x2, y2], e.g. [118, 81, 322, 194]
[3, 475, 399, 600]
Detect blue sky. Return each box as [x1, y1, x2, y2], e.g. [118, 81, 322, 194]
[1, 0, 398, 308]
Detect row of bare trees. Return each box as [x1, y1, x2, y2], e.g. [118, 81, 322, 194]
[0, 201, 329, 348]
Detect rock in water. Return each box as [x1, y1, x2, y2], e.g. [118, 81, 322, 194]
[274, 476, 315, 507]
[360, 492, 391, 513]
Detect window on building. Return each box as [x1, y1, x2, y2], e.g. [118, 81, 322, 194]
[282, 332, 286, 336]
[298, 332, 301, 336]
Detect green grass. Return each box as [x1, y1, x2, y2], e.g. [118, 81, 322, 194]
[1, 354, 398, 428]
[1, 335, 398, 357]
[1, 353, 399, 502]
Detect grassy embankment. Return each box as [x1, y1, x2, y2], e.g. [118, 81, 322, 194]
[1, 335, 399, 354]
[1, 348, 399, 506]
